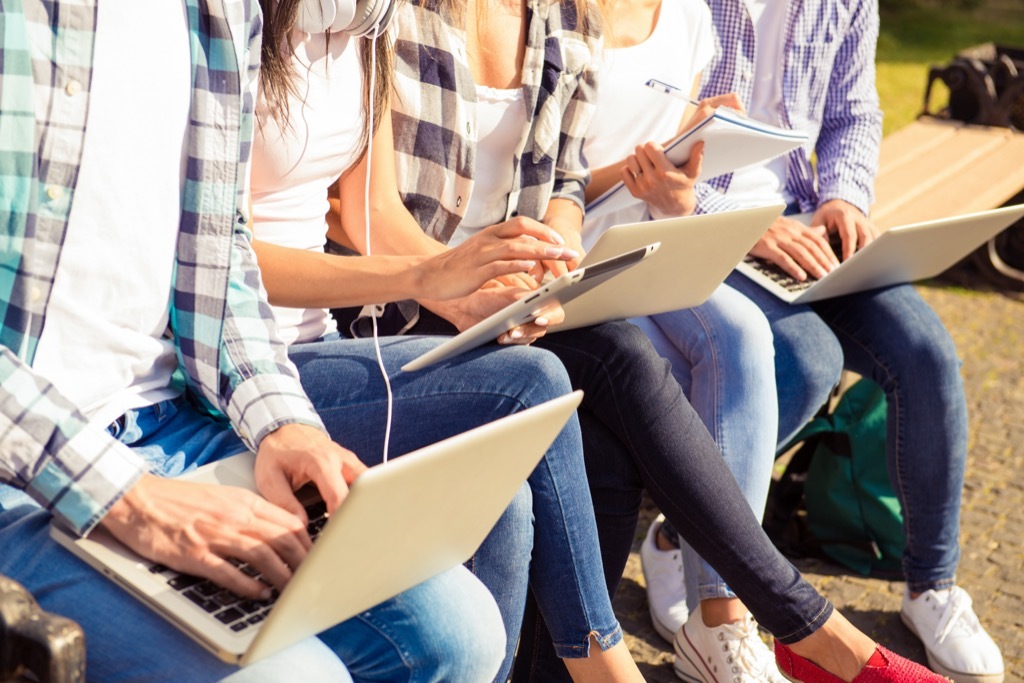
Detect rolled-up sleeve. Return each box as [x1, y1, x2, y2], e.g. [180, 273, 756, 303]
[0, 352, 147, 536]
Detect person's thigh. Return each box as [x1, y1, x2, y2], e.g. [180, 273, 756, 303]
[637, 283, 778, 492]
[291, 335, 574, 678]
[725, 271, 843, 446]
[0, 504, 348, 683]
[319, 565, 505, 683]
[289, 336, 573, 465]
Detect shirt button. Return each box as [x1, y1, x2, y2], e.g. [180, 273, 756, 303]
[742, 67, 754, 80]
[30, 287, 42, 302]
[465, 122, 471, 135]
[46, 185, 64, 201]
[65, 80, 82, 96]
[456, 196, 462, 207]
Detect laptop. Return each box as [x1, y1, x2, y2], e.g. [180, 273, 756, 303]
[50, 390, 584, 666]
[735, 204, 1024, 304]
[400, 244, 660, 372]
[553, 204, 785, 331]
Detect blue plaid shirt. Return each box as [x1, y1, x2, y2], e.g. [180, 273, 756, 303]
[0, 0, 324, 536]
[695, 0, 883, 216]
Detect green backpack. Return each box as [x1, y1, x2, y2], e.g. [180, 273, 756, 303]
[774, 378, 906, 577]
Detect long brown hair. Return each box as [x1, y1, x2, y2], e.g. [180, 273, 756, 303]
[432, 0, 593, 35]
[258, 0, 394, 161]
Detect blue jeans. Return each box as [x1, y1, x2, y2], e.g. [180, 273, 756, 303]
[726, 271, 966, 592]
[332, 312, 835, 683]
[0, 397, 505, 683]
[288, 335, 619, 679]
[631, 281, 778, 605]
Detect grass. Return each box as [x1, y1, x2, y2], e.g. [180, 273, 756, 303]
[875, 0, 1024, 134]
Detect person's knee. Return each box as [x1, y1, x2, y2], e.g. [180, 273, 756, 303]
[408, 566, 506, 682]
[499, 345, 574, 404]
[703, 298, 776, 374]
[784, 328, 843, 402]
[587, 321, 668, 378]
[898, 323, 961, 383]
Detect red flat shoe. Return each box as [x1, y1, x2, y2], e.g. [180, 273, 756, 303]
[775, 641, 949, 682]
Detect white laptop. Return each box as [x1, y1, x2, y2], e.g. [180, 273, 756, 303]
[50, 391, 583, 666]
[400, 244, 660, 372]
[735, 204, 1024, 304]
[553, 203, 784, 331]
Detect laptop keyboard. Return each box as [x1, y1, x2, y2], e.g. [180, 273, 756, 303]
[744, 233, 843, 293]
[147, 500, 329, 634]
[743, 256, 818, 293]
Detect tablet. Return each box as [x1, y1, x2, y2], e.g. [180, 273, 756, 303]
[400, 243, 660, 372]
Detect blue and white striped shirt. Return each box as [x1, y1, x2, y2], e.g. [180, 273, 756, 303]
[695, 0, 883, 216]
[0, 0, 324, 536]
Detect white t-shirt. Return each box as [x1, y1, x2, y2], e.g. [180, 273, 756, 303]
[449, 85, 528, 246]
[251, 31, 365, 344]
[32, 0, 190, 428]
[722, 0, 793, 208]
[582, 0, 714, 247]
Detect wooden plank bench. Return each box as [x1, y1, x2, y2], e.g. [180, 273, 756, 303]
[871, 115, 1024, 230]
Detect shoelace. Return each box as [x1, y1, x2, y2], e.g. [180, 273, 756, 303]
[933, 587, 979, 644]
[719, 616, 778, 682]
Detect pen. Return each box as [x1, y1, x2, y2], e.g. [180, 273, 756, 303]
[644, 78, 701, 107]
[645, 78, 746, 119]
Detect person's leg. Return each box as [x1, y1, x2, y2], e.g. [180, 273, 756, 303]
[809, 284, 1002, 681]
[290, 336, 626, 678]
[532, 322, 831, 641]
[808, 284, 964, 588]
[99, 398, 507, 682]
[318, 565, 505, 683]
[634, 288, 787, 680]
[0, 503, 349, 683]
[634, 285, 778, 609]
[498, 321, 943, 683]
[724, 271, 843, 447]
[512, 410, 644, 683]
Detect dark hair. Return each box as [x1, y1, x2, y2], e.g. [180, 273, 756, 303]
[257, 0, 394, 161]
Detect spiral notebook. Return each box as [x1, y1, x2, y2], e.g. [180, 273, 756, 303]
[586, 108, 808, 216]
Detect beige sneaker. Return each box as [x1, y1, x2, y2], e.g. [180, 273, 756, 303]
[673, 611, 788, 683]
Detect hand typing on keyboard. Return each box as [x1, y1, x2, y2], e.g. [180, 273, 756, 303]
[811, 199, 879, 262]
[748, 213, 850, 281]
[100, 424, 367, 602]
[747, 200, 878, 281]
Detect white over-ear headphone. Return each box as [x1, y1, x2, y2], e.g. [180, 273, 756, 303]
[295, 0, 398, 37]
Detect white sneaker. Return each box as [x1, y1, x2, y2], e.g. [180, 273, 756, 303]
[900, 586, 1004, 683]
[639, 514, 689, 642]
[673, 611, 788, 683]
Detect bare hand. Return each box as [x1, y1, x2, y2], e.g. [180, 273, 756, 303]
[749, 216, 840, 281]
[811, 199, 878, 261]
[540, 211, 585, 280]
[254, 423, 368, 521]
[678, 93, 746, 136]
[411, 218, 578, 301]
[101, 474, 311, 599]
[426, 285, 565, 344]
[622, 141, 704, 219]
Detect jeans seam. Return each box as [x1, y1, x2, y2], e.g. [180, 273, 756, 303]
[774, 599, 834, 644]
[551, 625, 623, 658]
[531, 452, 616, 651]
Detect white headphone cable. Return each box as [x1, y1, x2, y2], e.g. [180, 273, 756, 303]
[364, 25, 394, 464]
